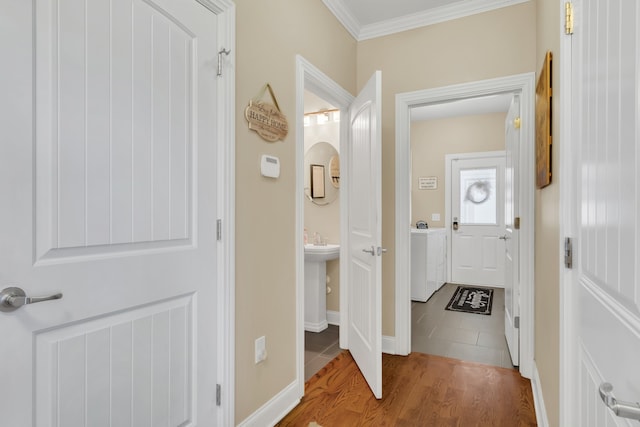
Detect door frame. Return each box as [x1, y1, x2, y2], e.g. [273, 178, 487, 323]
[445, 150, 506, 287]
[199, 1, 236, 425]
[394, 73, 536, 379]
[295, 56, 354, 398]
[558, 2, 576, 425]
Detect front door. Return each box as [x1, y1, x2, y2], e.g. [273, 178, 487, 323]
[347, 71, 382, 399]
[568, 1, 640, 425]
[450, 153, 506, 287]
[1, 1, 223, 425]
[504, 96, 520, 366]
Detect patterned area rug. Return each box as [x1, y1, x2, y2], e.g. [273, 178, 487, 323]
[445, 286, 493, 315]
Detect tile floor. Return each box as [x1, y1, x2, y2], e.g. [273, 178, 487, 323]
[304, 282, 514, 380]
[412, 282, 515, 369]
[304, 324, 341, 381]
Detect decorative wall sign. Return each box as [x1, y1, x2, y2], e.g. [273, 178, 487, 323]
[418, 176, 438, 190]
[245, 83, 289, 142]
[536, 51, 552, 188]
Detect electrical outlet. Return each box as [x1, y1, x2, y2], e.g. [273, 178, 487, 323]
[432, 213, 441, 222]
[255, 336, 267, 364]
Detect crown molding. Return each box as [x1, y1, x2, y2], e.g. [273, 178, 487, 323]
[322, 0, 361, 40]
[324, 0, 530, 41]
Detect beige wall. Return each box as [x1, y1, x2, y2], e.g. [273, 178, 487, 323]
[235, 0, 356, 422]
[356, 2, 537, 335]
[534, 0, 561, 426]
[234, 1, 564, 424]
[411, 113, 506, 228]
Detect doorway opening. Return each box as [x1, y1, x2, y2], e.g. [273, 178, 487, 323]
[395, 73, 536, 379]
[302, 90, 342, 380]
[294, 55, 354, 396]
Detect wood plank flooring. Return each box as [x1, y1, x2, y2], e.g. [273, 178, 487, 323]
[277, 351, 537, 427]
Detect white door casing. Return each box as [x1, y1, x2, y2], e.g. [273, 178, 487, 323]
[347, 71, 382, 399]
[504, 96, 520, 366]
[395, 74, 536, 375]
[561, 1, 640, 426]
[0, 0, 234, 425]
[295, 56, 355, 401]
[449, 152, 506, 287]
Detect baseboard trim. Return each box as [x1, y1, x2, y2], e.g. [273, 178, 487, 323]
[236, 379, 301, 427]
[327, 310, 340, 325]
[304, 320, 328, 333]
[531, 362, 550, 427]
[382, 335, 396, 355]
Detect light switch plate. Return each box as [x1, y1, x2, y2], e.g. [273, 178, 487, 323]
[255, 336, 267, 364]
[432, 213, 441, 221]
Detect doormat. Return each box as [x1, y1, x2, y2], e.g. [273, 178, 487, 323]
[445, 286, 493, 315]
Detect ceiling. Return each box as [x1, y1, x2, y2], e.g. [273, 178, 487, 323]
[322, 0, 529, 40]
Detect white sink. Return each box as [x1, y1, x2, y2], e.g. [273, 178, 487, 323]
[304, 244, 340, 262]
[304, 243, 340, 332]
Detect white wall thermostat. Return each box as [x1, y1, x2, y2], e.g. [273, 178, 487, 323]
[260, 154, 280, 178]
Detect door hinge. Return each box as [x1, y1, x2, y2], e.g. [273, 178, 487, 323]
[216, 384, 222, 406]
[514, 217, 520, 230]
[217, 48, 231, 77]
[513, 117, 521, 129]
[217, 219, 222, 241]
[564, 237, 573, 269]
[514, 316, 520, 329]
[565, 2, 574, 35]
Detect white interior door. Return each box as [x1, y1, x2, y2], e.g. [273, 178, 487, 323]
[569, 1, 640, 425]
[347, 71, 382, 399]
[450, 153, 506, 287]
[1, 1, 223, 425]
[504, 96, 520, 366]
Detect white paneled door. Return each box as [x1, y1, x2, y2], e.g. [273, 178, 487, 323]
[347, 71, 382, 399]
[450, 153, 506, 287]
[568, 1, 640, 426]
[1, 0, 226, 425]
[504, 96, 520, 366]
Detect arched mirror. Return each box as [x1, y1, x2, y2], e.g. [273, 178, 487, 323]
[304, 141, 339, 205]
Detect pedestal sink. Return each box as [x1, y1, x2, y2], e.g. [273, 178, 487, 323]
[304, 244, 339, 332]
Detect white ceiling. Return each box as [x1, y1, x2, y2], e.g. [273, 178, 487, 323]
[322, 0, 529, 40]
[338, 0, 455, 26]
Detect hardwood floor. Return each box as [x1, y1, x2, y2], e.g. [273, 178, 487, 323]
[277, 351, 537, 427]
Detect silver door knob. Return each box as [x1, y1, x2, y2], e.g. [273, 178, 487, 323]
[499, 235, 509, 240]
[362, 246, 375, 256]
[599, 382, 640, 421]
[0, 287, 63, 312]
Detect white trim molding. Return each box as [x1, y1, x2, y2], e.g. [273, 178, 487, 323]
[327, 310, 341, 325]
[323, 0, 530, 41]
[295, 55, 354, 401]
[207, 1, 236, 426]
[394, 73, 536, 379]
[531, 362, 550, 427]
[236, 380, 300, 427]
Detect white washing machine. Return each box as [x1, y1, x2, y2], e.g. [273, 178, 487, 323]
[410, 228, 446, 302]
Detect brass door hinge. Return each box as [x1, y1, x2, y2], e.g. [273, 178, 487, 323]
[565, 2, 574, 35]
[513, 117, 521, 129]
[514, 217, 521, 230]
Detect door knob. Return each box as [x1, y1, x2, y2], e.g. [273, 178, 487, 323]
[599, 382, 640, 421]
[362, 246, 375, 256]
[499, 235, 508, 240]
[0, 287, 63, 312]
